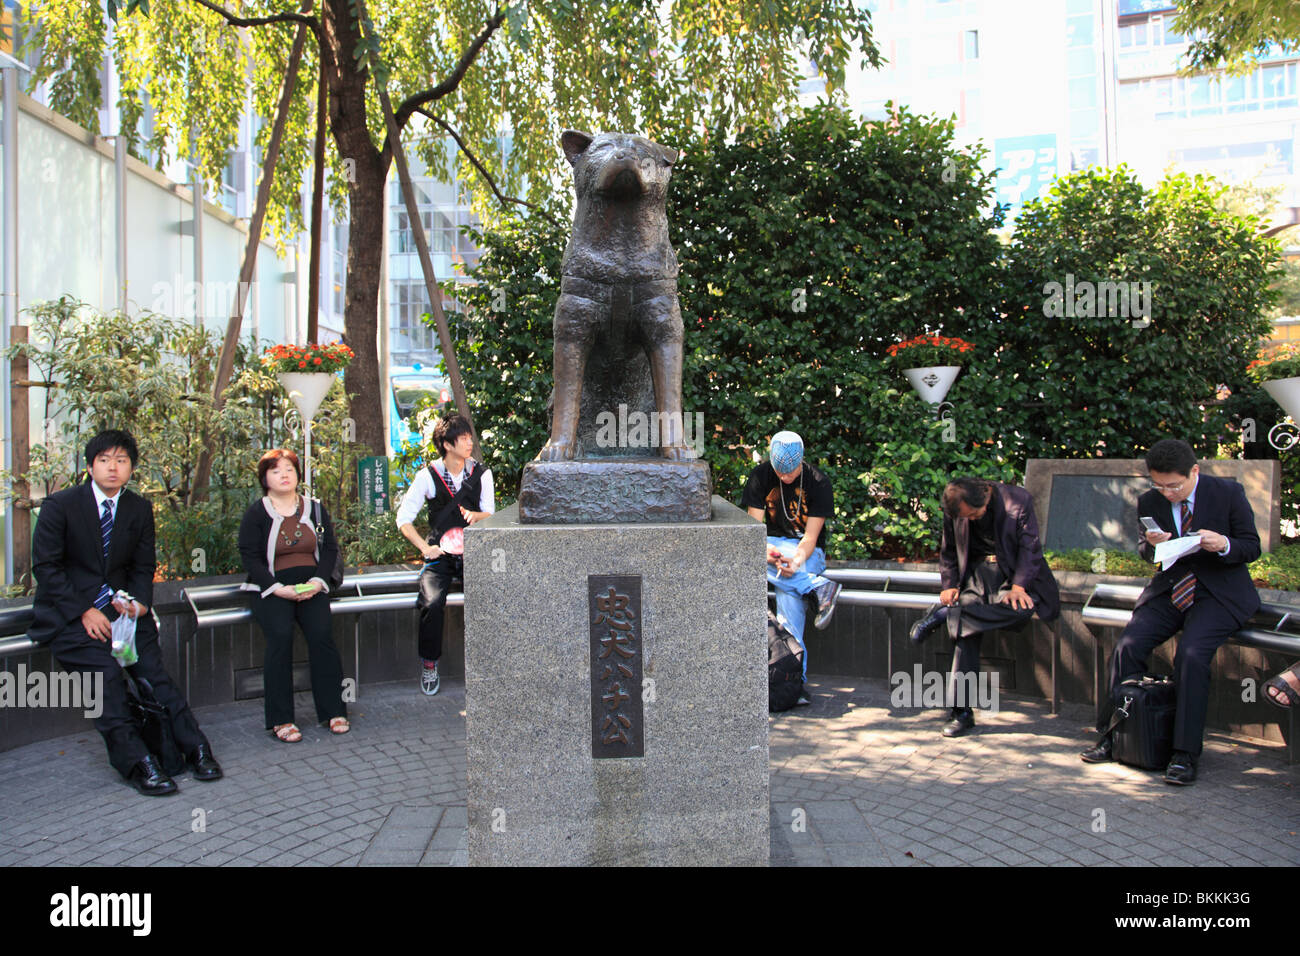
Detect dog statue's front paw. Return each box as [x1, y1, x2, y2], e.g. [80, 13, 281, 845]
[660, 443, 696, 462]
[536, 439, 576, 462]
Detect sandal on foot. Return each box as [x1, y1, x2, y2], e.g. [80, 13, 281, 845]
[272, 723, 303, 742]
[1264, 662, 1300, 709]
[329, 717, 350, 734]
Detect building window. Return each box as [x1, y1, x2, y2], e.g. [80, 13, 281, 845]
[964, 30, 978, 60]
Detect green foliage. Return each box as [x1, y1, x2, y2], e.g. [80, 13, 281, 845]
[1003, 165, 1280, 464]
[1175, 0, 1300, 75]
[1045, 549, 1153, 579]
[1248, 543, 1300, 590]
[7, 299, 376, 584]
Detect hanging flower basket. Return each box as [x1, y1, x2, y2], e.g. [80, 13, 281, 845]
[886, 335, 974, 405]
[263, 343, 353, 424]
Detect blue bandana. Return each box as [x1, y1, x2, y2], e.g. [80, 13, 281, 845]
[770, 431, 803, 474]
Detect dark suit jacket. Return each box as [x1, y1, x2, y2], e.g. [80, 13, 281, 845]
[939, 482, 1060, 622]
[28, 481, 156, 646]
[1135, 473, 1260, 625]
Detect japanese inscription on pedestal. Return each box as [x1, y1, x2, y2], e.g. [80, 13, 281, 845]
[588, 575, 644, 758]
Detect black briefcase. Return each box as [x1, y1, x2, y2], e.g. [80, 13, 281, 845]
[1109, 674, 1177, 771]
[124, 669, 187, 777]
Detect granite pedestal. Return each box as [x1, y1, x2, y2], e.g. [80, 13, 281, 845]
[463, 497, 769, 866]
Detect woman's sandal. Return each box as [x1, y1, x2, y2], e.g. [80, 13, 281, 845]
[1264, 663, 1300, 709]
[273, 723, 303, 742]
[329, 717, 350, 734]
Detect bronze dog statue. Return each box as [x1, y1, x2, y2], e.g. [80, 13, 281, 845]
[537, 129, 694, 462]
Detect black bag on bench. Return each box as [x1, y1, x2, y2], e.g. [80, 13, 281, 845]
[1105, 674, 1176, 771]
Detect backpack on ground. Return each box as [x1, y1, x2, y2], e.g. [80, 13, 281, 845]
[768, 611, 804, 712]
[1106, 674, 1176, 771]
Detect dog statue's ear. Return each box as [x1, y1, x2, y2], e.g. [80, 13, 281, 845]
[561, 130, 595, 166]
[659, 145, 679, 166]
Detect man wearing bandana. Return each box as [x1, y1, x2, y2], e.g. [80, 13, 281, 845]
[741, 431, 841, 697]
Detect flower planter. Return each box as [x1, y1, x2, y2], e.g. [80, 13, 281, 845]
[277, 372, 334, 424]
[902, 365, 961, 405]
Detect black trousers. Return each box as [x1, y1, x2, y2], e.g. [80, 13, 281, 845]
[248, 565, 346, 729]
[1096, 592, 1237, 756]
[417, 554, 462, 663]
[50, 611, 207, 778]
[947, 563, 1033, 710]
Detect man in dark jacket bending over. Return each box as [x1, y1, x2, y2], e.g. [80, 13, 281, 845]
[910, 477, 1061, 737]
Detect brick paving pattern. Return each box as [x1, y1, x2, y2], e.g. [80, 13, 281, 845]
[0, 677, 1295, 866]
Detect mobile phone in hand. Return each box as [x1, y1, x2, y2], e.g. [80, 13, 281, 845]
[1140, 517, 1161, 533]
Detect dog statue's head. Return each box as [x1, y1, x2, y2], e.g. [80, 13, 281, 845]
[562, 130, 679, 202]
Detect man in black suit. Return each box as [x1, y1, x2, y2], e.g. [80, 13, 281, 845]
[1081, 439, 1261, 785]
[910, 478, 1060, 737]
[29, 429, 222, 795]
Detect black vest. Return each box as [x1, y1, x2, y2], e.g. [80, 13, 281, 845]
[424, 459, 485, 544]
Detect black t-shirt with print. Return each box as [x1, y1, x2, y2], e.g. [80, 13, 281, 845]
[740, 461, 833, 551]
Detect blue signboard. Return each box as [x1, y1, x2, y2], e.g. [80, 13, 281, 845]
[994, 134, 1059, 215]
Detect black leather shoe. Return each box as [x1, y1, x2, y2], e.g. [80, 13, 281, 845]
[188, 744, 223, 782]
[127, 755, 178, 796]
[1163, 750, 1197, 786]
[909, 604, 948, 644]
[1080, 736, 1114, 764]
[942, 708, 975, 737]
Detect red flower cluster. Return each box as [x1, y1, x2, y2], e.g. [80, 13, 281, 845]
[885, 335, 975, 369]
[1247, 343, 1300, 384]
[262, 342, 355, 375]
[885, 335, 975, 358]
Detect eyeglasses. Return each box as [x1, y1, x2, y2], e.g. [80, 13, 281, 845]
[1149, 480, 1188, 493]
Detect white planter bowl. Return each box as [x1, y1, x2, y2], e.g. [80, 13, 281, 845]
[277, 371, 335, 424]
[903, 365, 961, 405]
[1263, 375, 1300, 423]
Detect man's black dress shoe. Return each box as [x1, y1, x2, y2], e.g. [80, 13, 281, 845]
[127, 755, 178, 796]
[942, 708, 975, 737]
[909, 604, 948, 645]
[1080, 736, 1114, 764]
[188, 744, 223, 781]
[1163, 750, 1197, 786]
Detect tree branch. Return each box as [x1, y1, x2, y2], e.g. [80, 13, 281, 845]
[392, 9, 508, 130]
[190, 0, 320, 38]
[415, 108, 559, 226]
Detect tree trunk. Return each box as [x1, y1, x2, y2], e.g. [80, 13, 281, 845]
[339, 167, 387, 455]
[323, 0, 385, 455]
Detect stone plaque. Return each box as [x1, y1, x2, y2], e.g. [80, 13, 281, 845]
[589, 574, 644, 758]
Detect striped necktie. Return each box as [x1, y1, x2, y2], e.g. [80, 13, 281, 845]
[94, 499, 115, 609]
[1170, 500, 1196, 612]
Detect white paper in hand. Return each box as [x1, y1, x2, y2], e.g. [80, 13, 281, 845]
[1154, 535, 1201, 570]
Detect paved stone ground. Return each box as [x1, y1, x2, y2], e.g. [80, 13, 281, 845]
[0, 676, 1295, 867]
